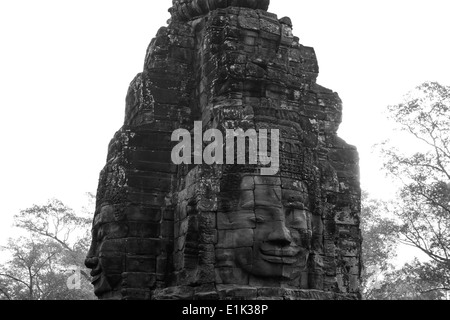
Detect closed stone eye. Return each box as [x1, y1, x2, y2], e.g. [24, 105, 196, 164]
[286, 209, 308, 230]
[249, 216, 266, 224]
[96, 227, 105, 242]
[289, 220, 304, 229]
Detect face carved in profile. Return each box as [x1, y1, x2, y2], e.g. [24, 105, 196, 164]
[85, 205, 125, 298]
[218, 175, 312, 286]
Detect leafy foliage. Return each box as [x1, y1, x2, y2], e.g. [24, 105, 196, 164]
[369, 259, 450, 300]
[360, 191, 398, 299]
[0, 196, 95, 300]
[373, 81, 450, 299]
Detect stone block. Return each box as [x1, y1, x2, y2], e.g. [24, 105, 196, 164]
[216, 284, 256, 298]
[126, 255, 156, 273]
[127, 222, 161, 238]
[217, 210, 256, 230]
[124, 206, 162, 223]
[100, 222, 129, 239]
[100, 255, 125, 275]
[121, 288, 152, 300]
[126, 238, 162, 256]
[217, 229, 254, 248]
[323, 256, 337, 276]
[122, 272, 156, 289]
[99, 239, 126, 253]
[238, 16, 260, 30]
[215, 268, 249, 285]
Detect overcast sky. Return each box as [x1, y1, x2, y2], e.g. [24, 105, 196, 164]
[1, 0, 449, 263]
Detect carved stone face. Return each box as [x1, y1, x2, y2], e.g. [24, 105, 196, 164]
[85, 206, 125, 298]
[219, 175, 312, 283]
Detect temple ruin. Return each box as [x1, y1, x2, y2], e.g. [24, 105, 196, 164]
[85, 0, 362, 300]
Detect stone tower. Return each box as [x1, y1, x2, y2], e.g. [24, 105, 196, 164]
[85, 0, 362, 300]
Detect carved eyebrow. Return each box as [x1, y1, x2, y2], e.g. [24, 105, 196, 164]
[240, 201, 255, 209]
[249, 216, 266, 223]
[289, 221, 307, 230]
[284, 202, 306, 210]
[254, 201, 283, 208]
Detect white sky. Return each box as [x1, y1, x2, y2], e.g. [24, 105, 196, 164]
[1, 0, 449, 264]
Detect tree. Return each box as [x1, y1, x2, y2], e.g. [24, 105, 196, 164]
[377, 81, 450, 298]
[18, 198, 93, 271]
[360, 191, 399, 299]
[0, 197, 95, 300]
[368, 259, 450, 300]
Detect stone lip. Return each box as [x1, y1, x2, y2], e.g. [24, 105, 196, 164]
[170, 0, 270, 21]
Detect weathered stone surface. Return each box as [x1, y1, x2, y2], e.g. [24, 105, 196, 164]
[85, 0, 362, 300]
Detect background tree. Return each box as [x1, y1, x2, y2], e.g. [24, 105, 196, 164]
[376, 81, 450, 299]
[360, 191, 398, 299]
[0, 196, 95, 300]
[14, 197, 93, 268]
[368, 259, 449, 300]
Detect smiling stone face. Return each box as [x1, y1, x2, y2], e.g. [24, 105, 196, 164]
[85, 205, 127, 298]
[216, 175, 313, 287]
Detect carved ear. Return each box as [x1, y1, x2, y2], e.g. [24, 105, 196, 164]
[307, 254, 325, 290]
[187, 198, 198, 216]
[184, 212, 200, 271]
[187, 205, 195, 216]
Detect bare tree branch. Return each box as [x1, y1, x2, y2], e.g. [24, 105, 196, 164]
[32, 251, 60, 278]
[420, 287, 450, 294]
[0, 273, 31, 290]
[0, 287, 12, 300]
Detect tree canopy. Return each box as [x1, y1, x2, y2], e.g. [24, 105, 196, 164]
[0, 196, 95, 300]
[363, 81, 450, 299]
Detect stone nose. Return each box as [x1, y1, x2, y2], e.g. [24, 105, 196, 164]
[267, 222, 292, 246]
[84, 257, 99, 269]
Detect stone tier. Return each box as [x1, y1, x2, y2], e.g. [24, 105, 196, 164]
[152, 285, 360, 300]
[170, 0, 270, 21]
